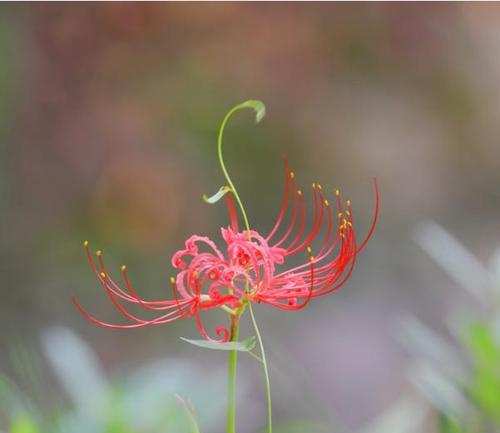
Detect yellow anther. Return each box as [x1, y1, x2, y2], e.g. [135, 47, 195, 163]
[169, 276, 176, 284]
[310, 256, 315, 262]
[346, 210, 351, 216]
[343, 218, 347, 225]
[338, 212, 343, 219]
[193, 271, 199, 278]
[290, 171, 295, 179]
[346, 199, 351, 207]
[335, 189, 340, 197]
[100, 271, 106, 278]
[312, 182, 316, 189]
[83, 240, 89, 248]
[120, 265, 127, 272]
[297, 190, 302, 196]
[347, 221, 353, 227]
[306, 246, 312, 254]
[324, 199, 330, 206]
[317, 184, 322, 190]
[96, 250, 102, 257]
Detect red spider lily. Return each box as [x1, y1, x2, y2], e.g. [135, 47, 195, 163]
[73, 158, 378, 341]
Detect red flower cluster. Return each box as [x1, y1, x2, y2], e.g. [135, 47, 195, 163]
[73, 159, 378, 341]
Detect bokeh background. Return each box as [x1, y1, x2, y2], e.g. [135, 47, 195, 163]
[2, 3, 500, 433]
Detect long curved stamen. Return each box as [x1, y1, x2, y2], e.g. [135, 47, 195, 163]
[314, 199, 334, 258]
[313, 237, 358, 296]
[287, 185, 325, 255]
[83, 244, 137, 304]
[289, 256, 315, 310]
[266, 157, 291, 242]
[273, 176, 299, 248]
[282, 188, 305, 251]
[355, 178, 379, 253]
[72, 297, 190, 328]
[275, 199, 341, 278]
[121, 266, 187, 311]
[99, 272, 177, 325]
[96, 252, 147, 304]
[261, 177, 377, 305]
[95, 249, 188, 311]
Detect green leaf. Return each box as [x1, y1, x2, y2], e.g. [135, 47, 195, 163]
[202, 186, 231, 204]
[180, 336, 256, 352]
[466, 322, 500, 367]
[464, 321, 500, 421]
[438, 412, 465, 433]
[176, 394, 201, 433]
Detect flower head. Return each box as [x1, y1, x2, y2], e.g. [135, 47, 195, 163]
[73, 158, 378, 341]
[73, 100, 378, 342]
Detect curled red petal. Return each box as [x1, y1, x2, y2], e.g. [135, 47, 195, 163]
[225, 192, 240, 233]
[194, 309, 230, 342]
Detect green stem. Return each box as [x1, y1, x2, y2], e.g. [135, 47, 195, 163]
[227, 316, 240, 433]
[217, 100, 272, 433]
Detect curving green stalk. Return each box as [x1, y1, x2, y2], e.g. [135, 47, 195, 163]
[247, 302, 272, 432]
[216, 100, 273, 433]
[216, 100, 265, 234]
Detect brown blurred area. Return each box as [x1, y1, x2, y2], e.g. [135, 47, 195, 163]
[1, 3, 500, 431]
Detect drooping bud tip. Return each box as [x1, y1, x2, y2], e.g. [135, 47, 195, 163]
[203, 185, 231, 204]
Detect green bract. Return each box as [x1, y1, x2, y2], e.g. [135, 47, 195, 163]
[180, 336, 256, 352]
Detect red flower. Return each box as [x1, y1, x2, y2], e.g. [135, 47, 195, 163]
[73, 159, 378, 341]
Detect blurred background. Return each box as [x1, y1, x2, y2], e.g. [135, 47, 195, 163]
[1, 3, 500, 433]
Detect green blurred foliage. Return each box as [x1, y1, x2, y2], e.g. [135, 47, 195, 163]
[9, 415, 40, 433]
[409, 222, 500, 433]
[438, 414, 466, 433]
[465, 322, 500, 425]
